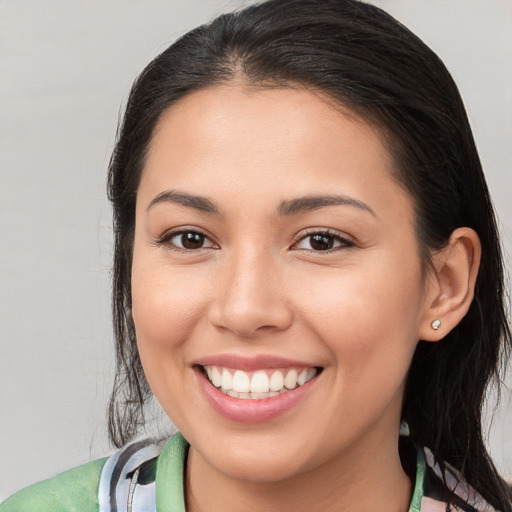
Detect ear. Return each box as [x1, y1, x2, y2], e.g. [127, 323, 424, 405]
[418, 227, 481, 342]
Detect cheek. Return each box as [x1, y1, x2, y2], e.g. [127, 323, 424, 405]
[130, 257, 213, 419]
[131, 258, 211, 351]
[294, 254, 424, 376]
[133, 281, 194, 351]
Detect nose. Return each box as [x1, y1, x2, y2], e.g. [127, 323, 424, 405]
[209, 250, 293, 338]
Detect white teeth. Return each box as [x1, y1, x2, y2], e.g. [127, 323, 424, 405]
[269, 370, 284, 391]
[297, 368, 309, 386]
[211, 366, 222, 387]
[232, 370, 250, 393]
[204, 365, 318, 399]
[284, 369, 298, 389]
[221, 368, 233, 390]
[250, 371, 270, 393]
[227, 391, 281, 399]
[249, 391, 276, 399]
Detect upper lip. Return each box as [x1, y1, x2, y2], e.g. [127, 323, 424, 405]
[193, 354, 320, 371]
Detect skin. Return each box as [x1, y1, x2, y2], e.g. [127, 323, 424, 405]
[131, 84, 480, 512]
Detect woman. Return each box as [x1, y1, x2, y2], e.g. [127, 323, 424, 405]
[2, 0, 511, 510]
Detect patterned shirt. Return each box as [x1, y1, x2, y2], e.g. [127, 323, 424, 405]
[1, 433, 499, 511]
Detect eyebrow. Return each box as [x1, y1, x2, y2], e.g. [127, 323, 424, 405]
[278, 194, 376, 217]
[147, 190, 375, 218]
[147, 190, 220, 214]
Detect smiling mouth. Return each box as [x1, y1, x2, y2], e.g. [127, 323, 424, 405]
[199, 365, 320, 399]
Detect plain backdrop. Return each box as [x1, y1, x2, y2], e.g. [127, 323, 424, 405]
[1, 0, 511, 500]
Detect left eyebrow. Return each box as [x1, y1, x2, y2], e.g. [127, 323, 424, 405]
[278, 194, 376, 217]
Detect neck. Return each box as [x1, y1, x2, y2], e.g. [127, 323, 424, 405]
[185, 429, 413, 512]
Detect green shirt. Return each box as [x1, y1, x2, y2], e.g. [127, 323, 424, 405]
[0, 433, 492, 511]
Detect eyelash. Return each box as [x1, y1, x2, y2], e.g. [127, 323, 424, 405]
[153, 229, 218, 253]
[292, 229, 355, 253]
[154, 228, 355, 254]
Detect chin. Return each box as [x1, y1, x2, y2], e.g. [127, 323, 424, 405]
[212, 448, 311, 483]
[188, 426, 323, 484]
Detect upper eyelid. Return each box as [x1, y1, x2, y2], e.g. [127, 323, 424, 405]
[293, 228, 354, 243]
[291, 230, 356, 252]
[156, 226, 211, 240]
[154, 227, 218, 248]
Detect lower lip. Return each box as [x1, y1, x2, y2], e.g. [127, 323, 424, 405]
[195, 368, 318, 423]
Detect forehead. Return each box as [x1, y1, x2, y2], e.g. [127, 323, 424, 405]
[139, 84, 412, 223]
[149, 84, 386, 157]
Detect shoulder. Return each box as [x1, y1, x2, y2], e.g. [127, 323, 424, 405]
[421, 446, 501, 512]
[0, 437, 170, 512]
[98, 433, 188, 512]
[400, 435, 501, 512]
[0, 458, 107, 512]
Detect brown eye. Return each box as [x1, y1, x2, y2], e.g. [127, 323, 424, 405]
[165, 230, 216, 250]
[294, 231, 354, 252]
[180, 232, 205, 249]
[309, 234, 334, 251]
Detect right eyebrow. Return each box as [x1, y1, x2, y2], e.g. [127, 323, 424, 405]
[147, 190, 221, 215]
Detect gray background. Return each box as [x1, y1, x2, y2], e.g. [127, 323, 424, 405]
[1, 0, 511, 500]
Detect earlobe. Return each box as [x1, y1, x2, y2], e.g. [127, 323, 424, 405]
[419, 227, 481, 342]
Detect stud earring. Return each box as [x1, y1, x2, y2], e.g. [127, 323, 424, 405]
[431, 319, 441, 331]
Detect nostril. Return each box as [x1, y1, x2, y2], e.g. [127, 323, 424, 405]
[209, 302, 294, 339]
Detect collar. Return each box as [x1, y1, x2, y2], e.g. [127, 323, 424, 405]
[154, 433, 433, 512]
[155, 432, 188, 511]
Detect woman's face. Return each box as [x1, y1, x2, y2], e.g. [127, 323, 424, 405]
[132, 85, 434, 482]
